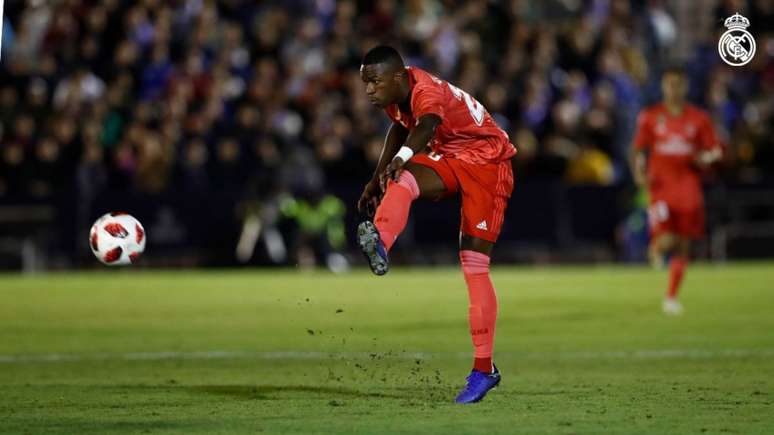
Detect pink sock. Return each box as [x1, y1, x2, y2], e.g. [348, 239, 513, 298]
[374, 171, 419, 251]
[667, 256, 687, 299]
[460, 250, 497, 373]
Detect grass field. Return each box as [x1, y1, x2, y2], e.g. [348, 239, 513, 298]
[1, 263, 773, 434]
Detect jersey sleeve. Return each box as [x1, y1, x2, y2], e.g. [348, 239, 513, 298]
[632, 110, 652, 151]
[411, 83, 446, 122]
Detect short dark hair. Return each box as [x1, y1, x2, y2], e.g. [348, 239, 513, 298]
[362, 45, 404, 67]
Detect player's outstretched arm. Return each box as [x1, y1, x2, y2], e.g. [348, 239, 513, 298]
[631, 111, 651, 187]
[381, 114, 441, 189]
[630, 149, 647, 186]
[695, 115, 723, 170]
[695, 148, 722, 169]
[358, 122, 408, 217]
[374, 122, 410, 178]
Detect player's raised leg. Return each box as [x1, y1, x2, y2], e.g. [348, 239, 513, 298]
[357, 162, 447, 275]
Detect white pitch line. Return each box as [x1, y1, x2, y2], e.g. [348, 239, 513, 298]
[1, 348, 773, 364]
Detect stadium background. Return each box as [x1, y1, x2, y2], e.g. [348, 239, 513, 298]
[1, 2, 773, 433]
[0, 0, 772, 271]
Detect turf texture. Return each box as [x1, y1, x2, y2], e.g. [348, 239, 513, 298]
[0, 263, 773, 434]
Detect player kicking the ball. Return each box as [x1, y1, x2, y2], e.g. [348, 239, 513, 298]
[631, 66, 722, 315]
[356, 46, 516, 403]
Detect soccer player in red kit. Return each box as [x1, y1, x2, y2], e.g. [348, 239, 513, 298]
[631, 66, 722, 315]
[355, 46, 516, 403]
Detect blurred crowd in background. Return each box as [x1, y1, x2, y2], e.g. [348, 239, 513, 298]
[0, 0, 771, 268]
[1, 0, 772, 199]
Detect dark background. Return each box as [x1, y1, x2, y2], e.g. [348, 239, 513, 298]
[0, 0, 771, 270]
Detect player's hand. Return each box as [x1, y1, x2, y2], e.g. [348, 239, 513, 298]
[633, 153, 647, 186]
[695, 149, 721, 170]
[633, 168, 647, 187]
[357, 178, 382, 218]
[380, 157, 406, 191]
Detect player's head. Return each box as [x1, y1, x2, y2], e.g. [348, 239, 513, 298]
[360, 45, 409, 108]
[661, 65, 688, 104]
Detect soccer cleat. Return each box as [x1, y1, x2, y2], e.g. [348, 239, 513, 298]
[662, 298, 684, 316]
[357, 221, 389, 276]
[454, 364, 501, 404]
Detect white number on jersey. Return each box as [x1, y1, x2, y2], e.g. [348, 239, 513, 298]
[447, 82, 486, 126]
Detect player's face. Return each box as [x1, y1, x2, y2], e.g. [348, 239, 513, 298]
[360, 64, 399, 108]
[662, 73, 687, 103]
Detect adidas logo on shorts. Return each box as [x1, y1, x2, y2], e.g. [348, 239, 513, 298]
[476, 220, 488, 231]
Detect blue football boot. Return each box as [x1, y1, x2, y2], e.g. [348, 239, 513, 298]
[454, 364, 501, 404]
[357, 221, 389, 276]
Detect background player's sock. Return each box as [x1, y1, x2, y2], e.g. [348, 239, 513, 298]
[667, 256, 687, 299]
[460, 250, 497, 373]
[373, 171, 419, 251]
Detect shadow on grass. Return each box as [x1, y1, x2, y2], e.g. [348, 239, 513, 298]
[112, 384, 403, 400]
[2, 418, 204, 434]
[194, 384, 403, 400]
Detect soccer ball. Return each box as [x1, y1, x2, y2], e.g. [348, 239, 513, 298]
[89, 212, 146, 265]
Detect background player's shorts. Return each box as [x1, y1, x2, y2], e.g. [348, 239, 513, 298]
[647, 199, 705, 240]
[411, 152, 514, 242]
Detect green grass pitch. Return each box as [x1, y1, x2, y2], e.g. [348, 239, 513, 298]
[1, 263, 773, 434]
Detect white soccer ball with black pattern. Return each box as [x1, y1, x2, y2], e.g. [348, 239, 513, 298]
[89, 212, 146, 265]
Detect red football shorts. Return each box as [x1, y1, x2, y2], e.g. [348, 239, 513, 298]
[411, 152, 514, 242]
[647, 198, 705, 239]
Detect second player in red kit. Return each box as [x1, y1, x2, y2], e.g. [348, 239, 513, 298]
[355, 46, 516, 404]
[631, 66, 722, 315]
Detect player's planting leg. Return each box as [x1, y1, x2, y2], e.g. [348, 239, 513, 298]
[664, 237, 690, 315]
[663, 256, 687, 315]
[461, 250, 497, 372]
[357, 171, 420, 275]
[455, 249, 501, 404]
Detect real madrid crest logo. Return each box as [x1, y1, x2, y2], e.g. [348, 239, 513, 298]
[718, 13, 756, 67]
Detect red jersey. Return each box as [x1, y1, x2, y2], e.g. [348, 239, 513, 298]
[633, 103, 720, 208]
[384, 67, 516, 165]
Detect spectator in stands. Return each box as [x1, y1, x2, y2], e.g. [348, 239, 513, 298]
[0, 143, 28, 197]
